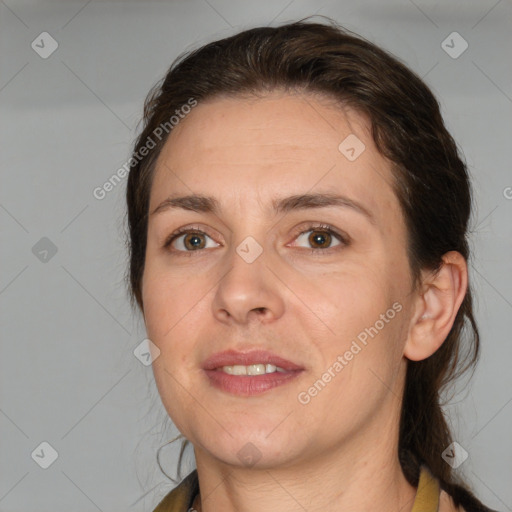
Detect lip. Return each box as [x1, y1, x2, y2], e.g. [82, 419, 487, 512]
[202, 349, 304, 371]
[202, 349, 304, 397]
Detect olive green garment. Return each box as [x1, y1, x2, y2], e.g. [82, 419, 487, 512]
[152, 464, 440, 512]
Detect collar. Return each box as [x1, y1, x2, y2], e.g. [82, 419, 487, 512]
[412, 465, 440, 512]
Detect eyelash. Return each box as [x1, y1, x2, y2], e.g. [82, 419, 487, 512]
[163, 223, 350, 256]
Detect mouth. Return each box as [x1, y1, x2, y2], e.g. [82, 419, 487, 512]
[202, 349, 304, 396]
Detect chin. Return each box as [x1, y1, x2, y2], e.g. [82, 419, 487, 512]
[195, 427, 300, 468]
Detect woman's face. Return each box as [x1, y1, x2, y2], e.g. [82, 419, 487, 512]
[142, 91, 416, 470]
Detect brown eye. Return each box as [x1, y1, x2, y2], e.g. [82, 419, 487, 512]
[182, 232, 207, 250]
[294, 226, 344, 251]
[165, 230, 218, 252]
[307, 230, 333, 249]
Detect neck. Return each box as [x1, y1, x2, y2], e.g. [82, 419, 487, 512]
[192, 436, 417, 512]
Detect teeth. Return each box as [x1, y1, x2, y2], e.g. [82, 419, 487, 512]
[220, 363, 287, 375]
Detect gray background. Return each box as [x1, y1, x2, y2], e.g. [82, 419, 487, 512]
[0, 0, 511, 511]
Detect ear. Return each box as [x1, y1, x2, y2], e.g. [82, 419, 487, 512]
[403, 251, 468, 361]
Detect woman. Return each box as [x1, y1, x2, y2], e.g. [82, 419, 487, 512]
[125, 17, 498, 512]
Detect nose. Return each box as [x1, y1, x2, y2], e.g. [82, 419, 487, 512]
[211, 241, 285, 326]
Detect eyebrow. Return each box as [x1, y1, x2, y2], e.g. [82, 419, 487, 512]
[150, 192, 375, 224]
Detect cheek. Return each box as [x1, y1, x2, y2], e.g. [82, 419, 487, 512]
[142, 260, 209, 343]
[142, 263, 212, 398]
[302, 265, 407, 378]
[151, 360, 194, 436]
[143, 268, 206, 429]
[300, 265, 395, 329]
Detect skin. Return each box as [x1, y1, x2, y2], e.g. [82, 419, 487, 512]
[141, 90, 467, 512]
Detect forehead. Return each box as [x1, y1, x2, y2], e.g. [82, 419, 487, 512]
[150, 91, 399, 222]
[157, 91, 369, 166]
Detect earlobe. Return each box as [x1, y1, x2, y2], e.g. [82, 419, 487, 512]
[404, 251, 468, 362]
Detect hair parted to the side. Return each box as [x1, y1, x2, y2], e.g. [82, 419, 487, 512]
[125, 16, 488, 511]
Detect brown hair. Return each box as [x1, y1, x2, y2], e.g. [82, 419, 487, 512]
[126, 16, 491, 510]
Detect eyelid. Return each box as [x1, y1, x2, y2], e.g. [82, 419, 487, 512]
[163, 222, 350, 253]
[288, 222, 350, 249]
[163, 224, 219, 249]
